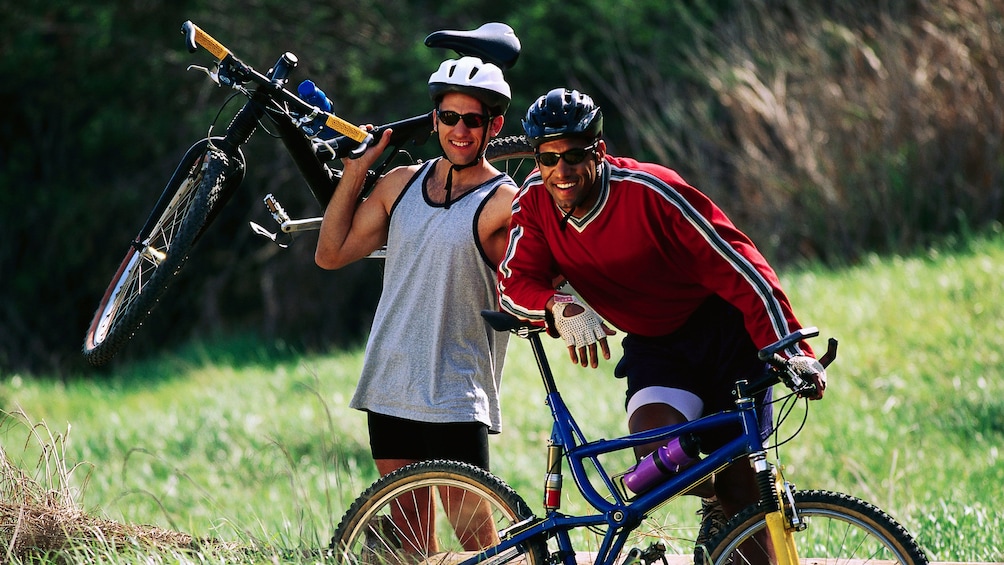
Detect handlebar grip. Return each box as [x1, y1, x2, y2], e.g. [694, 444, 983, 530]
[324, 114, 370, 143]
[819, 337, 838, 368]
[181, 21, 230, 60]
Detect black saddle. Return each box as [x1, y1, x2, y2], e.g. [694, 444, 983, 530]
[424, 22, 521, 70]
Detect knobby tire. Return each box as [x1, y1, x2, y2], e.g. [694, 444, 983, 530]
[82, 136, 530, 366]
[705, 489, 929, 565]
[486, 135, 535, 186]
[331, 460, 546, 565]
[81, 150, 229, 366]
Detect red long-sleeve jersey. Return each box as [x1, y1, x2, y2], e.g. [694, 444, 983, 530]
[498, 155, 811, 355]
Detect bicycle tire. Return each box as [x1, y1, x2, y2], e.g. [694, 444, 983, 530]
[82, 149, 230, 366]
[705, 489, 929, 565]
[486, 135, 536, 186]
[331, 460, 547, 565]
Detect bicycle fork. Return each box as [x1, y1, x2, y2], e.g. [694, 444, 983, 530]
[751, 453, 805, 565]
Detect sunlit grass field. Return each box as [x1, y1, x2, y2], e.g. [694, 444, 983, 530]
[3, 228, 1003, 562]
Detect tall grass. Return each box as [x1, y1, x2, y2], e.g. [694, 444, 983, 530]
[592, 1, 1004, 265]
[2, 229, 1003, 562]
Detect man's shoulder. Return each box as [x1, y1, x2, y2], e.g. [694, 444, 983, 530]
[607, 155, 687, 185]
[371, 162, 425, 202]
[492, 177, 519, 200]
[512, 177, 549, 208]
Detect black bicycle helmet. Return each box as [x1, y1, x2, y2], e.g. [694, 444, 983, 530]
[428, 56, 511, 116]
[522, 88, 603, 148]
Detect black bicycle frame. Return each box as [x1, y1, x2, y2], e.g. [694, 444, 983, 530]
[136, 52, 438, 245]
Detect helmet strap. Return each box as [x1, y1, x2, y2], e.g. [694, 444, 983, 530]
[439, 108, 494, 209]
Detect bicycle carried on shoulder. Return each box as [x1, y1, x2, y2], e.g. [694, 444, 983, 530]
[81, 21, 535, 366]
[331, 311, 929, 565]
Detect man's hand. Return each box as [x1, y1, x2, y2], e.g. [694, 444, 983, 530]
[550, 295, 615, 368]
[787, 355, 826, 400]
[341, 126, 392, 177]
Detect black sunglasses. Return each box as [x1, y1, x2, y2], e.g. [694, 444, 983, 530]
[436, 109, 489, 128]
[535, 141, 599, 167]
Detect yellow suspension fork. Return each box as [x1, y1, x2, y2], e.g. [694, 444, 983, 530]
[751, 454, 804, 565]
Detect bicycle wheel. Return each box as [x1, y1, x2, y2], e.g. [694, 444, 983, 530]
[706, 490, 929, 565]
[486, 135, 535, 186]
[82, 148, 231, 366]
[331, 460, 547, 565]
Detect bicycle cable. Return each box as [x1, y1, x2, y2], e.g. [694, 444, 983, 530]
[768, 391, 810, 454]
[201, 90, 251, 145]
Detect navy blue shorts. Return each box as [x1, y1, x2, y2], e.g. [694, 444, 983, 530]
[614, 295, 773, 450]
[367, 412, 490, 471]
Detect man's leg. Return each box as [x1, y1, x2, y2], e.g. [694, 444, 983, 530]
[628, 402, 716, 497]
[375, 458, 436, 554]
[713, 460, 774, 565]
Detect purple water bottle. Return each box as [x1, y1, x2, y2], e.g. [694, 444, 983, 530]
[622, 433, 701, 495]
[297, 79, 334, 138]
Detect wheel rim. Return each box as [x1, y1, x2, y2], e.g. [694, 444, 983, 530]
[715, 507, 917, 564]
[88, 168, 204, 347]
[337, 476, 527, 565]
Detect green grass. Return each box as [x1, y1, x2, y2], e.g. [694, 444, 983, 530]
[3, 228, 1004, 562]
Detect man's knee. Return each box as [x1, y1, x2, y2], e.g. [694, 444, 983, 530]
[628, 403, 688, 459]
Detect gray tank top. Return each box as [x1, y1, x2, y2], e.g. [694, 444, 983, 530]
[350, 159, 512, 432]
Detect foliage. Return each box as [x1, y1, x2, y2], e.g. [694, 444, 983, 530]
[3, 0, 1004, 377]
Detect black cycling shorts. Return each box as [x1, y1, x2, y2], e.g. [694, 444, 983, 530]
[615, 294, 773, 450]
[367, 411, 490, 471]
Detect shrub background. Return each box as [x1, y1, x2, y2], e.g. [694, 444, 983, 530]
[2, 0, 1002, 374]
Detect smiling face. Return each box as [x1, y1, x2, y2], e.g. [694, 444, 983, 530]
[535, 137, 606, 218]
[434, 92, 502, 166]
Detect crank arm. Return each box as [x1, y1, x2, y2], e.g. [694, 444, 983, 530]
[279, 217, 322, 233]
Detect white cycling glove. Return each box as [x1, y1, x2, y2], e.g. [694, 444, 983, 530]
[787, 354, 827, 396]
[550, 295, 608, 349]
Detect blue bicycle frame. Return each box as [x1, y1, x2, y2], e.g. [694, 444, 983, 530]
[460, 317, 778, 565]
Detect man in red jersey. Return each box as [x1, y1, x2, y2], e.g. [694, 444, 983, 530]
[497, 88, 827, 556]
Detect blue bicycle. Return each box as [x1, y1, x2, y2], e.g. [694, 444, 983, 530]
[331, 310, 928, 565]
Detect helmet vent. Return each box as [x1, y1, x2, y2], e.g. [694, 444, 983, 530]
[428, 56, 512, 114]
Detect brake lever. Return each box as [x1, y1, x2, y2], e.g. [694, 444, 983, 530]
[187, 64, 221, 86]
[349, 133, 375, 158]
[249, 221, 289, 248]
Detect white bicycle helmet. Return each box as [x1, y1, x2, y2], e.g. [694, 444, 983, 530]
[428, 56, 511, 116]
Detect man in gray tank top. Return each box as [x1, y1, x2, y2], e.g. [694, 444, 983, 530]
[315, 56, 517, 553]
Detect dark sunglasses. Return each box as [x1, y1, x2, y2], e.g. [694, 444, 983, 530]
[535, 141, 599, 167]
[436, 109, 489, 128]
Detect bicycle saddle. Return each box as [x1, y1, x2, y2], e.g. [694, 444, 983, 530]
[424, 22, 521, 70]
[481, 310, 535, 333]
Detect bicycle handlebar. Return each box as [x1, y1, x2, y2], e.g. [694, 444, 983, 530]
[744, 332, 838, 399]
[180, 20, 372, 147]
[313, 112, 434, 163]
[480, 309, 838, 398]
